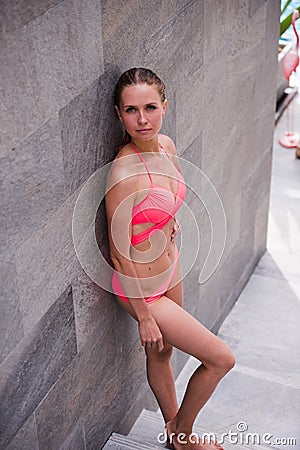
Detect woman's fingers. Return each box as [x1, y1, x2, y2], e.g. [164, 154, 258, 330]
[138, 316, 164, 352]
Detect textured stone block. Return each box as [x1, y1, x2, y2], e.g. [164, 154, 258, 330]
[0, 115, 66, 259]
[35, 335, 145, 449]
[203, 0, 248, 64]
[240, 150, 272, 244]
[0, 0, 64, 38]
[223, 193, 241, 253]
[101, 0, 176, 66]
[180, 133, 202, 164]
[217, 229, 254, 321]
[72, 269, 117, 354]
[0, 286, 76, 449]
[198, 274, 221, 330]
[116, 384, 158, 436]
[144, 1, 204, 87]
[0, 0, 104, 155]
[59, 421, 85, 450]
[59, 72, 122, 196]
[83, 341, 150, 449]
[160, 87, 177, 147]
[0, 256, 24, 364]
[16, 188, 82, 334]
[254, 190, 270, 257]
[6, 413, 39, 450]
[248, 0, 267, 18]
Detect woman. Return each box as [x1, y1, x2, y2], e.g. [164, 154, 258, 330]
[105, 68, 235, 450]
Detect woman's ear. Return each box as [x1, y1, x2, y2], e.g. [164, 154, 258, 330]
[162, 99, 168, 118]
[115, 106, 123, 123]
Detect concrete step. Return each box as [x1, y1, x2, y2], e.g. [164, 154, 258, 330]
[129, 409, 274, 450]
[101, 430, 162, 449]
[103, 408, 273, 449]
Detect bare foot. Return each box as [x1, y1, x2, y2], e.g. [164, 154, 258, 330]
[166, 420, 224, 450]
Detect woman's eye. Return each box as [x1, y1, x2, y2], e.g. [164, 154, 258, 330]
[125, 107, 136, 113]
[146, 105, 156, 110]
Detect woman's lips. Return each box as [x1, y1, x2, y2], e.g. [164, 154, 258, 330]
[136, 129, 151, 133]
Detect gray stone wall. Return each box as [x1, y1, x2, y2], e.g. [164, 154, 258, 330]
[0, 0, 279, 448]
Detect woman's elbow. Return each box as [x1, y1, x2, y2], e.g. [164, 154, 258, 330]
[110, 253, 129, 272]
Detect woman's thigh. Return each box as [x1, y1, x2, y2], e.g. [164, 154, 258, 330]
[148, 296, 230, 366]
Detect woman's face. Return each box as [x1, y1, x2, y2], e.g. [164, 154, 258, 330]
[116, 83, 167, 143]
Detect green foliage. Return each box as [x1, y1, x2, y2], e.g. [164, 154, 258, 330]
[280, 1, 300, 36]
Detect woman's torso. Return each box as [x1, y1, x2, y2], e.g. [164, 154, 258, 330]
[112, 137, 185, 296]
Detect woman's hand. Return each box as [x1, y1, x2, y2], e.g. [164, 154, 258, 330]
[171, 217, 180, 242]
[138, 316, 164, 352]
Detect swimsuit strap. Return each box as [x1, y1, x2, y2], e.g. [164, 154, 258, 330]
[130, 142, 153, 183]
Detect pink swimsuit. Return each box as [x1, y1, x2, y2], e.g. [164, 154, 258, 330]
[111, 142, 186, 304]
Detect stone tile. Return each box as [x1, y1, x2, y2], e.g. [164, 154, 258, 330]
[203, 0, 251, 65]
[0, 0, 104, 155]
[254, 190, 270, 257]
[16, 188, 83, 334]
[6, 413, 39, 450]
[268, 192, 300, 255]
[177, 199, 208, 293]
[160, 86, 177, 147]
[0, 115, 66, 259]
[35, 334, 146, 449]
[266, 250, 300, 299]
[263, 0, 281, 99]
[180, 133, 202, 165]
[0, 33, 43, 156]
[174, 65, 205, 153]
[175, 0, 193, 14]
[59, 421, 85, 450]
[72, 269, 117, 354]
[253, 250, 287, 281]
[117, 389, 157, 437]
[101, 0, 176, 66]
[0, 256, 24, 364]
[60, 71, 123, 197]
[198, 276, 221, 331]
[217, 229, 255, 320]
[0, 0, 64, 38]
[83, 343, 149, 448]
[248, 0, 267, 18]
[225, 192, 242, 255]
[219, 274, 300, 381]
[193, 370, 299, 443]
[240, 151, 273, 251]
[144, 1, 204, 88]
[0, 286, 77, 449]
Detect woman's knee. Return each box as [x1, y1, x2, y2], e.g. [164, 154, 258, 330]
[204, 343, 235, 376]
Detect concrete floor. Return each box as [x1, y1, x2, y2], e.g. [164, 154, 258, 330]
[172, 92, 300, 449]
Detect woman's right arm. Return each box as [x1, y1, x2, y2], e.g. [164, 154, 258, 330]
[105, 161, 164, 351]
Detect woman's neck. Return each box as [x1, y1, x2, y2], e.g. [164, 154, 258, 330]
[131, 137, 160, 153]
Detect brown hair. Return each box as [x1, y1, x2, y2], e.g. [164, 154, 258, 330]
[113, 67, 166, 109]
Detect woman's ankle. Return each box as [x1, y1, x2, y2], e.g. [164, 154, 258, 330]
[167, 415, 193, 437]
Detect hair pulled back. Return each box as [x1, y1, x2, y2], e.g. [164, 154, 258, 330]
[114, 67, 166, 109]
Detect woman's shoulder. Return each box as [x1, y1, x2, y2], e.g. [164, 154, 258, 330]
[107, 147, 139, 193]
[158, 134, 177, 156]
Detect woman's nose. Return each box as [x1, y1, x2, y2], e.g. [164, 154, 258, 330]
[137, 111, 147, 124]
